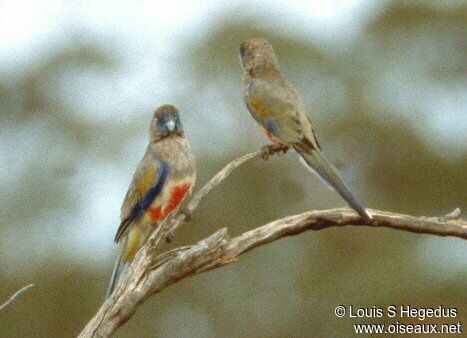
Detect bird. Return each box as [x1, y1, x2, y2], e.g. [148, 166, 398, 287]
[106, 104, 196, 298]
[240, 38, 372, 224]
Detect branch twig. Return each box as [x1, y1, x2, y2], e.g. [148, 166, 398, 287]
[165, 145, 282, 241]
[79, 148, 466, 337]
[147, 145, 283, 252]
[0, 284, 34, 311]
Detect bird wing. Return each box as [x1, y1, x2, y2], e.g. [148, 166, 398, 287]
[248, 78, 323, 151]
[246, 78, 307, 143]
[114, 156, 169, 242]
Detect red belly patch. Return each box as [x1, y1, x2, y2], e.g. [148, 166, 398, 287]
[148, 206, 162, 222]
[264, 130, 273, 139]
[161, 182, 191, 219]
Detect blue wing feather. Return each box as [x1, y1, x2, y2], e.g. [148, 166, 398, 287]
[139, 161, 169, 211]
[263, 117, 282, 137]
[115, 161, 169, 242]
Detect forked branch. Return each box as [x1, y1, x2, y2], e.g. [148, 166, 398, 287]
[79, 146, 466, 337]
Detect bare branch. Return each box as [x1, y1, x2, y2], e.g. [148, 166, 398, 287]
[148, 145, 283, 250]
[442, 207, 462, 221]
[79, 148, 466, 337]
[0, 284, 34, 312]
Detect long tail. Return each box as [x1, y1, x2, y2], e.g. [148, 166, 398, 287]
[106, 225, 156, 299]
[106, 238, 130, 299]
[294, 144, 372, 223]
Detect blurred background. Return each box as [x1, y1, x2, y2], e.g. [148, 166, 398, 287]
[0, 0, 466, 337]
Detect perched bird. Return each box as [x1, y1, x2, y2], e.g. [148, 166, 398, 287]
[107, 104, 196, 298]
[240, 38, 372, 223]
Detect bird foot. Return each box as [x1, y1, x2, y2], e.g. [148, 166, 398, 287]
[165, 208, 192, 243]
[261, 144, 289, 160]
[165, 230, 175, 243]
[180, 207, 193, 221]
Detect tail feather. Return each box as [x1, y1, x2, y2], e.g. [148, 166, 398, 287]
[106, 225, 157, 299]
[106, 240, 129, 299]
[294, 145, 372, 223]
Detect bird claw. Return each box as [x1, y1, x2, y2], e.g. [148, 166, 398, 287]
[166, 208, 192, 243]
[279, 145, 289, 154]
[180, 207, 192, 221]
[261, 144, 289, 160]
[165, 230, 174, 243]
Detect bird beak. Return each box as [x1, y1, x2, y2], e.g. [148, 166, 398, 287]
[166, 120, 176, 132]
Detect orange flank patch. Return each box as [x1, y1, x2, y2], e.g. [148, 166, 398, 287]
[148, 206, 162, 222]
[161, 183, 191, 219]
[264, 130, 273, 139]
[251, 98, 273, 119]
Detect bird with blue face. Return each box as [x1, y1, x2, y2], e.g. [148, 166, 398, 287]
[240, 38, 372, 224]
[107, 104, 196, 298]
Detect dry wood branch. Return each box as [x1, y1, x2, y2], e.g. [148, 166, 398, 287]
[142, 145, 284, 255]
[0, 284, 34, 312]
[79, 148, 466, 338]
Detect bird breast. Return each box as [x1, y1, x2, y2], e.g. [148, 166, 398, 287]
[152, 136, 196, 180]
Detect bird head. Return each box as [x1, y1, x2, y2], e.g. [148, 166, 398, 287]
[150, 104, 184, 141]
[240, 38, 280, 76]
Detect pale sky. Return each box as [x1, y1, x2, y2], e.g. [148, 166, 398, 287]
[0, 0, 465, 276]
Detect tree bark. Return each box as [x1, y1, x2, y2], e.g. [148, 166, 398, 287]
[79, 147, 466, 337]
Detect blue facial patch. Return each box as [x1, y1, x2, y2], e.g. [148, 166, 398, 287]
[155, 111, 183, 135]
[174, 116, 183, 133]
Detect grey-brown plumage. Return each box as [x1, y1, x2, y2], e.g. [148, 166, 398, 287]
[240, 38, 372, 223]
[107, 104, 196, 298]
